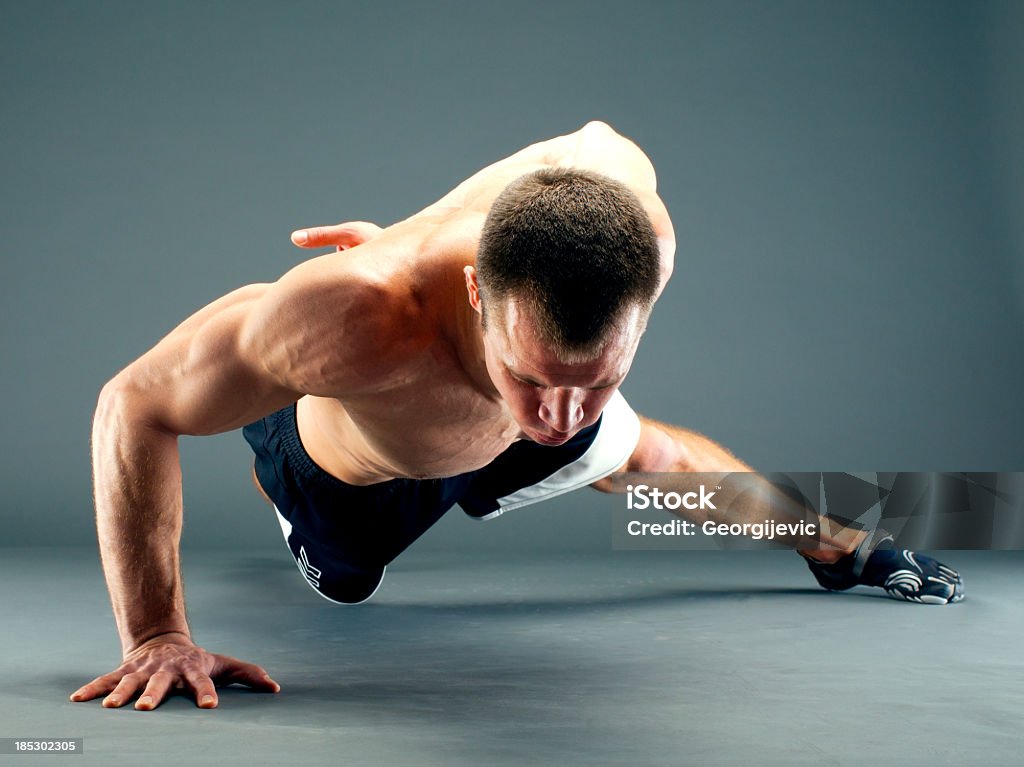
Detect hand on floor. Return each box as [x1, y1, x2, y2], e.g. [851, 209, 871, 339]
[70, 632, 281, 710]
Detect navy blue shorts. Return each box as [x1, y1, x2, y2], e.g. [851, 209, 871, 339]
[242, 393, 640, 604]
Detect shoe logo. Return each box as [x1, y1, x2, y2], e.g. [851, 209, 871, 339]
[885, 569, 924, 595]
[902, 550, 922, 573]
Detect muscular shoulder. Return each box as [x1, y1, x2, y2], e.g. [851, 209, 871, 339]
[240, 252, 431, 397]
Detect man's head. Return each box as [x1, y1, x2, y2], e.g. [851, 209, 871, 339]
[474, 167, 660, 361]
[465, 168, 661, 444]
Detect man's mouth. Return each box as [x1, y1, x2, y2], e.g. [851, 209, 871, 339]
[529, 430, 572, 446]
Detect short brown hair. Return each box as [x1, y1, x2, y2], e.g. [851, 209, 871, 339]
[476, 168, 660, 359]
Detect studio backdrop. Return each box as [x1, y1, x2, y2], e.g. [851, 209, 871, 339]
[2, 0, 1021, 552]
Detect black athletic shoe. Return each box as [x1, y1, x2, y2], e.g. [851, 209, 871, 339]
[803, 532, 964, 605]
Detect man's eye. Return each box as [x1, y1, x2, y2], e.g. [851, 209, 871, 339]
[513, 376, 542, 388]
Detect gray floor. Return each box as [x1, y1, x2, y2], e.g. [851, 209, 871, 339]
[2, 546, 1021, 767]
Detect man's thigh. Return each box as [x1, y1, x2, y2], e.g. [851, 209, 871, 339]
[243, 405, 470, 603]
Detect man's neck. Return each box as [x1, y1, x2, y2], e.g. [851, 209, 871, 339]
[450, 298, 500, 402]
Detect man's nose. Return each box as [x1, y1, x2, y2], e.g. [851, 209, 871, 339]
[538, 388, 584, 433]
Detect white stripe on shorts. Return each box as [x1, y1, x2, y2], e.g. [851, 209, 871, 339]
[474, 389, 642, 520]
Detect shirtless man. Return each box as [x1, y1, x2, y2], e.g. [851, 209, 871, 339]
[71, 121, 964, 712]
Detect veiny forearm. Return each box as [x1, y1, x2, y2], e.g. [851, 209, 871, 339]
[92, 384, 191, 657]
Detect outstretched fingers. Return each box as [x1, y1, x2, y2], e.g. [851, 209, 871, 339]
[101, 672, 146, 708]
[183, 667, 219, 709]
[70, 671, 122, 703]
[72, 640, 280, 710]
[134, 671, 176, 711]
[210, 655, 281, 693]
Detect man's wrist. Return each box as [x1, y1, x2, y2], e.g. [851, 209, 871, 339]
[123, 629, 192, 657]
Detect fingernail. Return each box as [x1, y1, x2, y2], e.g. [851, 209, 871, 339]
[105, 696, 119, 706]
[139, 696, 153, 707]
[292, 230, 308, 245]
[201, 694, 215, 706]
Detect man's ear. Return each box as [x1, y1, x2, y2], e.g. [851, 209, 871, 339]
[464, 266, 483, 314]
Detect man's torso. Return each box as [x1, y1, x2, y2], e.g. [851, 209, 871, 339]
[276, 126, 670, 486]
[294, 202, 520, 486]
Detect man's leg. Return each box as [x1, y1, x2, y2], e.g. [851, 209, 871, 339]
[248, 464, 384, 604]
[252, 465, 273, 506]
[242, 406, 470, 605]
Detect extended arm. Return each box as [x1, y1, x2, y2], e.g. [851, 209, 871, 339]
[598, 415, 868, 561]
[74, 258, 398, 709]
[94, 285, 300, 639]
[594, 417, 964, 604]
[74, 283, 300, 710]
[593, 416, 866, 560]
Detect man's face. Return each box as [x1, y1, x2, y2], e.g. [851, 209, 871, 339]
[479, 298, 643, 446]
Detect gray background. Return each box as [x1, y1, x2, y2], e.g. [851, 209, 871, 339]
[2, 0, 1022, 553]
[3, 4, 1023, 766]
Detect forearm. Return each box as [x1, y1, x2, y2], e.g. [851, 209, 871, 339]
[92, 383, 191, 657]
[635, 420, 866, 559]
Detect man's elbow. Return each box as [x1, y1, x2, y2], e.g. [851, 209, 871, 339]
[94, 373, 172, 436]
[95, 374, 132, 420]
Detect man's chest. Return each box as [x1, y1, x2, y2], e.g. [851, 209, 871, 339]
[303, 368, 522, 484]
[357, 378, 522, 474]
